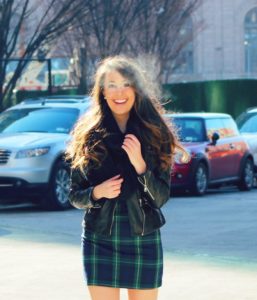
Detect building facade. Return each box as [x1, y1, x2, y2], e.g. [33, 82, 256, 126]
[171, 0, 257, 83]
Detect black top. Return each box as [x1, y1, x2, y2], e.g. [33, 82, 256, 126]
[85, 108, 145, 215]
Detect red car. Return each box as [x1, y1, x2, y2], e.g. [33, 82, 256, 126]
[167, 113, 254, 195]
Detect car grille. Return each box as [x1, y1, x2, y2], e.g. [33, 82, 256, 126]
[0, 149, 11, 164]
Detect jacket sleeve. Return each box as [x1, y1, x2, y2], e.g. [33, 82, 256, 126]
[69, 168, 99, 210]
[137, 165, 171, 209]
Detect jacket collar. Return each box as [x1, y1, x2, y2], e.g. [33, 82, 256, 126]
[101, 108, 140, 157]
[102, 108, 137, 137]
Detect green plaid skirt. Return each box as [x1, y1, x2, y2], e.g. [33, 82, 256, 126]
[81, 202, 163, 289]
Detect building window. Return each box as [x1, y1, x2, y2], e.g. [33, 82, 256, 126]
[244, 7, 257, 73]
[172, 17, 194, 74]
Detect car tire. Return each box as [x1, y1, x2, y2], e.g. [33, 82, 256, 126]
[191, 163, 208, 196]
[253, 176, 257, 188]
[237, 158, 254, 191]
[41, 160, 71, 210]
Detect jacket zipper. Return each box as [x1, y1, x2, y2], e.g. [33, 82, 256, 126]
[139, 198, 145, 236]
[109, 202, 117, 235]
[138, 175, 155, 201]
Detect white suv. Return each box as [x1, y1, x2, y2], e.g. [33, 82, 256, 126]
[237, 107, 257, 185]
[0, 96, 90, 209]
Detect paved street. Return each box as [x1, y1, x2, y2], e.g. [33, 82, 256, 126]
[1, 188, 257, 300]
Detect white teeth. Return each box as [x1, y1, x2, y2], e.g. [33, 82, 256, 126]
[114, 99, 126, 104]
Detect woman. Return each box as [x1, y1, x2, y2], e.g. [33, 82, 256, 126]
[66, 56, 183, 300]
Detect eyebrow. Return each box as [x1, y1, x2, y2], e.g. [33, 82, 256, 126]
[107, 79, 130, 82]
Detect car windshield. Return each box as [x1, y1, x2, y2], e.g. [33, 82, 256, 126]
[171, 117, 205, 142]
[0, 107, 80, 134]
[236, 112, 257, 133]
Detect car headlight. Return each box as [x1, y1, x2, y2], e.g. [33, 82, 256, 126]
[174, 149, 191, 164]
[15, 147, 50, 159]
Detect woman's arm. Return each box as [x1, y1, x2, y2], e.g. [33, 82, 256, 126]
[69, 168, 100, 210]
[137, 165, 171, 209]
[121, 133, 172, 208]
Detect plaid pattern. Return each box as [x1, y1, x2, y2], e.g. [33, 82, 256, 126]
[81, 202, 163, 289]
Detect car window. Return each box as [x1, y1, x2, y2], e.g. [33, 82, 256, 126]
[221, 118, 239, 137]
[172, 118, 205, 142]
[237, 113, 257, 133]
[205, 118, 226, 140]
[0, 108, 80, 134]
[205, 117, 238, 139]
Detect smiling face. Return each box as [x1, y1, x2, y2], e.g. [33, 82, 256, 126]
[103, 70, 136, 121]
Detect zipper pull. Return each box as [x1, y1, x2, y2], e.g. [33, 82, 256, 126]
[143, 184, 155, 201]
[138, 175, 155, 201]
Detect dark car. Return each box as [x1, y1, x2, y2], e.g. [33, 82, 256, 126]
[167, 113, 254, 195]
[236, 107, 257, 185]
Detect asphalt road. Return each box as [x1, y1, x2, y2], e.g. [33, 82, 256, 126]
[1, 187, 257, 299]
[162, 188, 257, 266]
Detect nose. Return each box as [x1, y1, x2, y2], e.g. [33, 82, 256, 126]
[115, 86, 126, 94]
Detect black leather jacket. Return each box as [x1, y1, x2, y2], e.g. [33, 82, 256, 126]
[69, 165, 171, 236]
[69, 110, 171, 236]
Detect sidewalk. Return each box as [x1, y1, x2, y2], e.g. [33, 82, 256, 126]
[1, 238, 257, 300]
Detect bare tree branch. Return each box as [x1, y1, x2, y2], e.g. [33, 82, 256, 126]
[128, 0, 202, 82]
[0, 0, 89, 110]
[58, 0, 155, 92]
[58, 0, 201, 92]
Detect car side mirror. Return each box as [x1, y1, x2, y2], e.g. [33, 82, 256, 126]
[211, 132, 220, 145]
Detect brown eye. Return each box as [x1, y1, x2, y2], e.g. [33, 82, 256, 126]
[107, 83, 117, 88]
[124, 82, 131, 87]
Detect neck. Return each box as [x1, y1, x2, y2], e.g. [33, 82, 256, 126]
[113, 113, 129, 134]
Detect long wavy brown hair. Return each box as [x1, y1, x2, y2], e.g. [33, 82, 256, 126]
[66, 55, 185, 173]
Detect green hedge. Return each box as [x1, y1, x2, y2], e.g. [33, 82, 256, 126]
[163, 79, 257, 118]
[13, 80, 257, 119]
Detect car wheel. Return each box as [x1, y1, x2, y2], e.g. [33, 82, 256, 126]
[42, 160, 71, 210]
[191, 163, 208, 196]
[253, 176, 257, 188]
[238, 158, 254, 191]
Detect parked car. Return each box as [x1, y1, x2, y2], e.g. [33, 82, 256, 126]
[0, 96, 90, 209]
[236, 107, 257, 185]
[167, 113, 254, 195]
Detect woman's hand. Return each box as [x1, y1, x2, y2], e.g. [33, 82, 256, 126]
[121, 134, 147, 175]
[92, 174, 123, 200]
